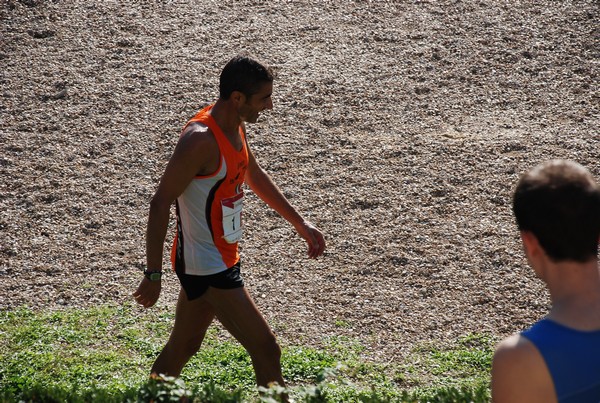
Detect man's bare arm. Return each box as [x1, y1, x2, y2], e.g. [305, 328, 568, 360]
[134, 125, 218, 308]
[491, 335, 556, 403]
[244, 146, 325, 259]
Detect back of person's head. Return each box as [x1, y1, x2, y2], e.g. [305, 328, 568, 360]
[219, 54, 274, 100]
[513, 159, 600, 262]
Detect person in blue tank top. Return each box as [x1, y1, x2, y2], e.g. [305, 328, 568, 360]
[491, 159, 600, 403]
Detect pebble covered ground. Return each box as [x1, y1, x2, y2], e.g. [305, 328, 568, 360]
[1, 0, 598, 363]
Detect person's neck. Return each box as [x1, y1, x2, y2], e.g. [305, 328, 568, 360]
[546, 259, 600, 330]
[209, 99, 242, 138]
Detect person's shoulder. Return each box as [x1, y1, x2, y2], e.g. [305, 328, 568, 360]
[181, 121, 211, 140]
[178, 122, 218, 150]
[167, 122, 220, 170]
[491, 333, 556, 402]
[493, 334, 537, 365]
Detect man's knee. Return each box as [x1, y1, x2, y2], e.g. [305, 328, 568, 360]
[252, 332, 281, 361]
[168, 331, 205, 358]
[185, 335, 204, 356]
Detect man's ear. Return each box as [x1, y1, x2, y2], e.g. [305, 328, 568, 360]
[230, 90, 245, 105]
[520, 231, 542, 258]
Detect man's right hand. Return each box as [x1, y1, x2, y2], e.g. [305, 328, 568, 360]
[133, 277, 161, 308]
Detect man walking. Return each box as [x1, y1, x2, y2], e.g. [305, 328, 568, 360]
[133, 54, 326, 389]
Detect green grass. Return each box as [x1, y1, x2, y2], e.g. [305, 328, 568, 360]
[0, 305, 495, 402]
[398, 334, 494, 399]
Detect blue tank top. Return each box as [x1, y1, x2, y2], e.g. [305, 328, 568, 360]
[521, 319, 600, 403]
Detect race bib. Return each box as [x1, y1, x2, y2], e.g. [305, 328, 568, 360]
[221, 192, 243, 244]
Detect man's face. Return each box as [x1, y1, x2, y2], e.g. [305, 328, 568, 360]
[239, 81, 273, 123]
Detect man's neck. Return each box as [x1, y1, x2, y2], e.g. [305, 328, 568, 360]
[546, 260, 600, 330]
[210, 99, 242, 138]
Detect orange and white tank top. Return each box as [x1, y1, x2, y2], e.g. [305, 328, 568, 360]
[171, 105, 249, 276]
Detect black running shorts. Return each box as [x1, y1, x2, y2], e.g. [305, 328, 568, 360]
[176, 261, 244, 300]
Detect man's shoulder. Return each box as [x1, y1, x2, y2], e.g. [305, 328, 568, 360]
[491, 332, 556, 402]
[179, 122, 218, 148]
[494, 333, 537, 362]
[182, 121, 211, 137]
[170, 122, 220, 168]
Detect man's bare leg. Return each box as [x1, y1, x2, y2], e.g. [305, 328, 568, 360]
[151, 288, 216, 377]
[202, 286, 285, 387]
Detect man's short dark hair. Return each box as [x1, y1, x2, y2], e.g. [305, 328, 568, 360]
[219, 54, 274, 100]
[513, 159, 600, 262]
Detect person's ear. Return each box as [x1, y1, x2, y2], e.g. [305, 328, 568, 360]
[520, 231, 542, 258]
[231, 91, 245, 105]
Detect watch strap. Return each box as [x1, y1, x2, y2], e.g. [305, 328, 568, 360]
[143, 270, 162, 281]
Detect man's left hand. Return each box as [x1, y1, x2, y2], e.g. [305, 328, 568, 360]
[295, 221, 326, 259]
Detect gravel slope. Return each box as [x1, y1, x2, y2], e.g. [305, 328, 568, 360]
[1, 0, 598, 363]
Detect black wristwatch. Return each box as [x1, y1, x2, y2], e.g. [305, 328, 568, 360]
[143, 270, 162, 281]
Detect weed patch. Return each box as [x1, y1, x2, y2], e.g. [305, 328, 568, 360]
[0, 305, 493, 402]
